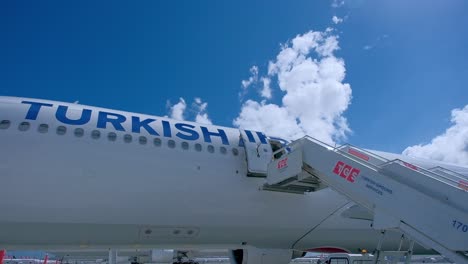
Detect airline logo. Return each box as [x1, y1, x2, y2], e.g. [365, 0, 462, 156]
[277, 158, 288, 170]
[332, 161, 360, 183]
[19, 100, 291, 147]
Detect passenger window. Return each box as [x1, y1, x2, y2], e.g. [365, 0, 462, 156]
[168, 140, 176, 148]
[0, 120, 11, 129]
[154, 138, 162, 147]
[91, 130, 101, 139]
[195, 143, 202, 152]
[232, 147, 239, 156]
[139, 136, 147, 145]
[74, 128, 84, 137]
[220, 146, 227, 154]
[124, 134, 133, 143]
[38, 124, 48, 133]
[107, 132, 117, 141]
[56, 126, 67, 135]
[18, 121, 30, 131]
[181, 141, 189, 150]
[207, 145, 215, 153]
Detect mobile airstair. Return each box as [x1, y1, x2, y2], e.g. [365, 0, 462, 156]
[260, 136, 468, 263]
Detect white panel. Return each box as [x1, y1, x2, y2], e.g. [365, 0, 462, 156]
[239, 129, 272, 176]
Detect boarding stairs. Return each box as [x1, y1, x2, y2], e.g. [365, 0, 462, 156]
[259, 136, 468, 263]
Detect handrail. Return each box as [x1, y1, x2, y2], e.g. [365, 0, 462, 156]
[298, 135, 467, 192]
[379, 159, 465, 191]
[429, 166, 468, 181]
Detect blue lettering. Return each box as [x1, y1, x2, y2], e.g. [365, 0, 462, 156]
[201, 126, 229, 145]
[238, 137, 245, 147]
[22, 101, 53, 120]
[56, 105, 91, 125]
[256, 131, 268, 144]
[244, 130, 256, 143]
[131, 116, 160, 136]
[162, 120, 172, 138]
[175, 123, 199, 141]
[97, 111, 126, 131]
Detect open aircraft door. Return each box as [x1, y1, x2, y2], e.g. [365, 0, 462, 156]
[239, 129, 273, 177]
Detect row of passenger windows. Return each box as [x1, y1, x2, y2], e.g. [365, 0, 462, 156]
[0, 120, 240, 156]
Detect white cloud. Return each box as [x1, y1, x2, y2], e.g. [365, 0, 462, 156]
[363, 45, 373, 50]
[234, 30, 352, 144]
[241, 65, 275, 100]
[260, 77, 272, 99]
[316, 35, 339, 57]
[168, 97, 212, 124]
[332, 16, 343, 24]
[193, 98, 213, 125]
[195, 113, 211, 125]
[241, 65, 259, 89]
[170, 97, 186, 120]
[403, 105, 468, 165]
[234, 100, 304, 139]
[331, 0, 345, 8]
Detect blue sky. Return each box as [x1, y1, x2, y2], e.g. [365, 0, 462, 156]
[1, 0, 468, 162]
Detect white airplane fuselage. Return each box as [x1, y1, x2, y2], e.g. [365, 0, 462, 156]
[0, 96, 466, 254]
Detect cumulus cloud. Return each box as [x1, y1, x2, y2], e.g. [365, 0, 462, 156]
[332, 16, 343, 24]
[234, 100, 304, 139]
[234, 30, 352, 144]
[241, 65, 259, 89]
[170, 98, 186, 120]
[168, 97, 212, 124]
[403, 105, 468, 165]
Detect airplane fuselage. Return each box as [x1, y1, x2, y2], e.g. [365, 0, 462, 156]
[1, 96, 462, 253]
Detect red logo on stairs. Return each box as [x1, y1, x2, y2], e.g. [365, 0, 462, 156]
[333, 161, 360, 183]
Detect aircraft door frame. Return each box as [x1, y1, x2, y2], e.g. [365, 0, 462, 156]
[239, 129, 273, 177]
